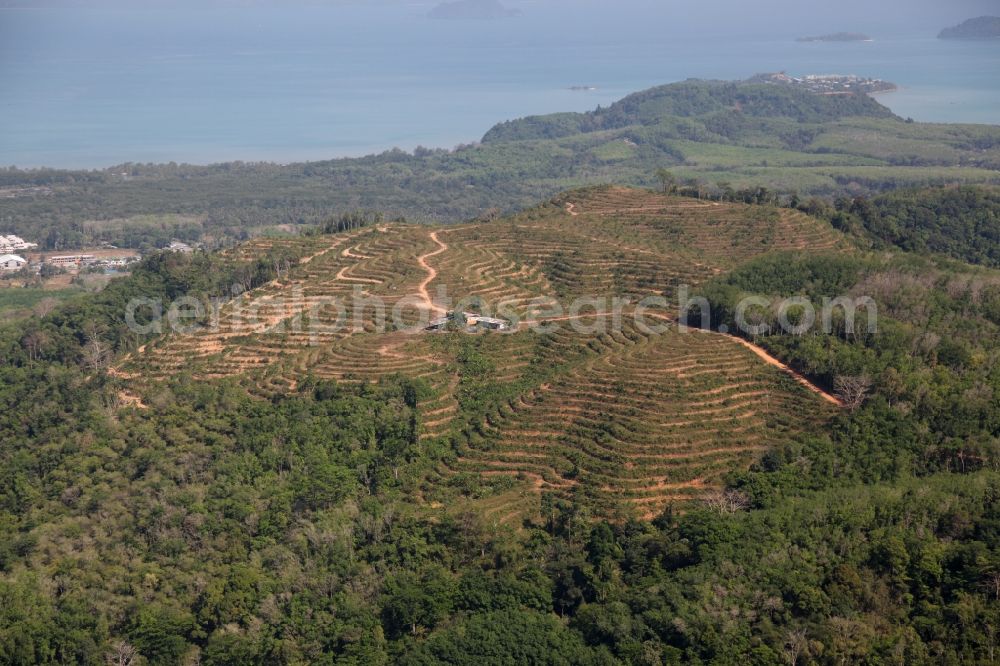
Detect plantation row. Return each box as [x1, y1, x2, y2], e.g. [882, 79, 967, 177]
[122, 225, 435, 379]
[433, 319, 832, 522]
[561, 186, 846, 265]
[445, 187, 849, 304]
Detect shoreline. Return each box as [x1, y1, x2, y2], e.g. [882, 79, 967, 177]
[5, 83, 997, 172]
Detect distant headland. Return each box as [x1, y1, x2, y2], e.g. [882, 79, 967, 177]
[428, 0, 520, 20]
[938, 16, 1000, 40]
[796, 32, 873, 43]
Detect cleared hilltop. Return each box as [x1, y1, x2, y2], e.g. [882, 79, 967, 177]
[112, 186, 848, 520]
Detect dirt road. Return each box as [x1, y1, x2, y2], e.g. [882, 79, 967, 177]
[417, 231, 448, 316]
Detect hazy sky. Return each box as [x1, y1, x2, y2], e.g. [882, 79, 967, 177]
[520, 0, 999, 35]
[3, 0, 999, 32]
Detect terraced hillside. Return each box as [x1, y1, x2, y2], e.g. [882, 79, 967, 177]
[116, 187, 845, 521]
[432, 319, 834, 523]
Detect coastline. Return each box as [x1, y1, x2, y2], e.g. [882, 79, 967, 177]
[868, 86, 899, 96]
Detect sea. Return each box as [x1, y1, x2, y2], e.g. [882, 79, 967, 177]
[1, 2, 999, 169]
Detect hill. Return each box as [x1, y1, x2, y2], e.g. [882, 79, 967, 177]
[113, 187, 847, 520]
[939, 16, 1000, 39]
[2, 79, 999, 252]
[2, 186, 1000, 661]
[481, 79, 897, 143]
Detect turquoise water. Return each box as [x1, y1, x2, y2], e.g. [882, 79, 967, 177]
[1, 4, 998, 169]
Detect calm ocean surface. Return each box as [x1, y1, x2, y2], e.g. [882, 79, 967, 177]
[1, 4, 998, 169]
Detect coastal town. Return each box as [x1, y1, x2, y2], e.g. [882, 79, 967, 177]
[0, 235, 194, 278]
[749, 72, 898, 95]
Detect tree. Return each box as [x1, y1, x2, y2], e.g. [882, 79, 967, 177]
[105, 641, 137, 666]
[21, 329, 49, 364]
[33, 297, 59, 319]
[834, 374, 873, 410]
[655, 168, 677, 194]
[704, 489, 751, 515]
[382, 568, 456, 637]
[83, 334, 112, 372]
[783, 628, 810, 666]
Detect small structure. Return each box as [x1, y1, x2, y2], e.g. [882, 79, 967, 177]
[167, 241, 193, 253]
[0, 254, 26, 272]
[425, 311, 511, 332]
[466, 314, 510, 331]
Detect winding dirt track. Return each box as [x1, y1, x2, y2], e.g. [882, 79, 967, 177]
[417, 231, 448, 316]
[519, 310, 844, 407]
[721, 332, 844, 407]
[643, 312, 842, 406]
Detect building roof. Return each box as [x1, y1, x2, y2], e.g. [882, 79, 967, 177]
[0, 254, 26, 264]
[426, 312, 511, 332]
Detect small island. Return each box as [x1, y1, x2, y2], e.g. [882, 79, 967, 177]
[797, 32, 873, 43]
[938, 16, 1000, 40]
[428, 0, 520, 20]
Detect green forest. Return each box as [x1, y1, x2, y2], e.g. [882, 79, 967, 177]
[2, 192, 1000, 663]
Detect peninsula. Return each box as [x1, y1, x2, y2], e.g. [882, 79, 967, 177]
[939, 16, 1000, 40]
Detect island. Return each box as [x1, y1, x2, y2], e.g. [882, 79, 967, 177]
[938, 16, 1000, 40]
[748, 72, 897, 96]
[428, 0, 520, 20]
[797, 32, 873, 43]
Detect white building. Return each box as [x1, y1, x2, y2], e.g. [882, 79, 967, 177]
[167, 241, 193, 253]
[425, 311, 511, 332]
[49, 254, 96, 266]
[0, 254, 27, 272]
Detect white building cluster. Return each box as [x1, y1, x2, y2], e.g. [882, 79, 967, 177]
[0, 235, 35, 272]
[0, 234, 38, 254]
